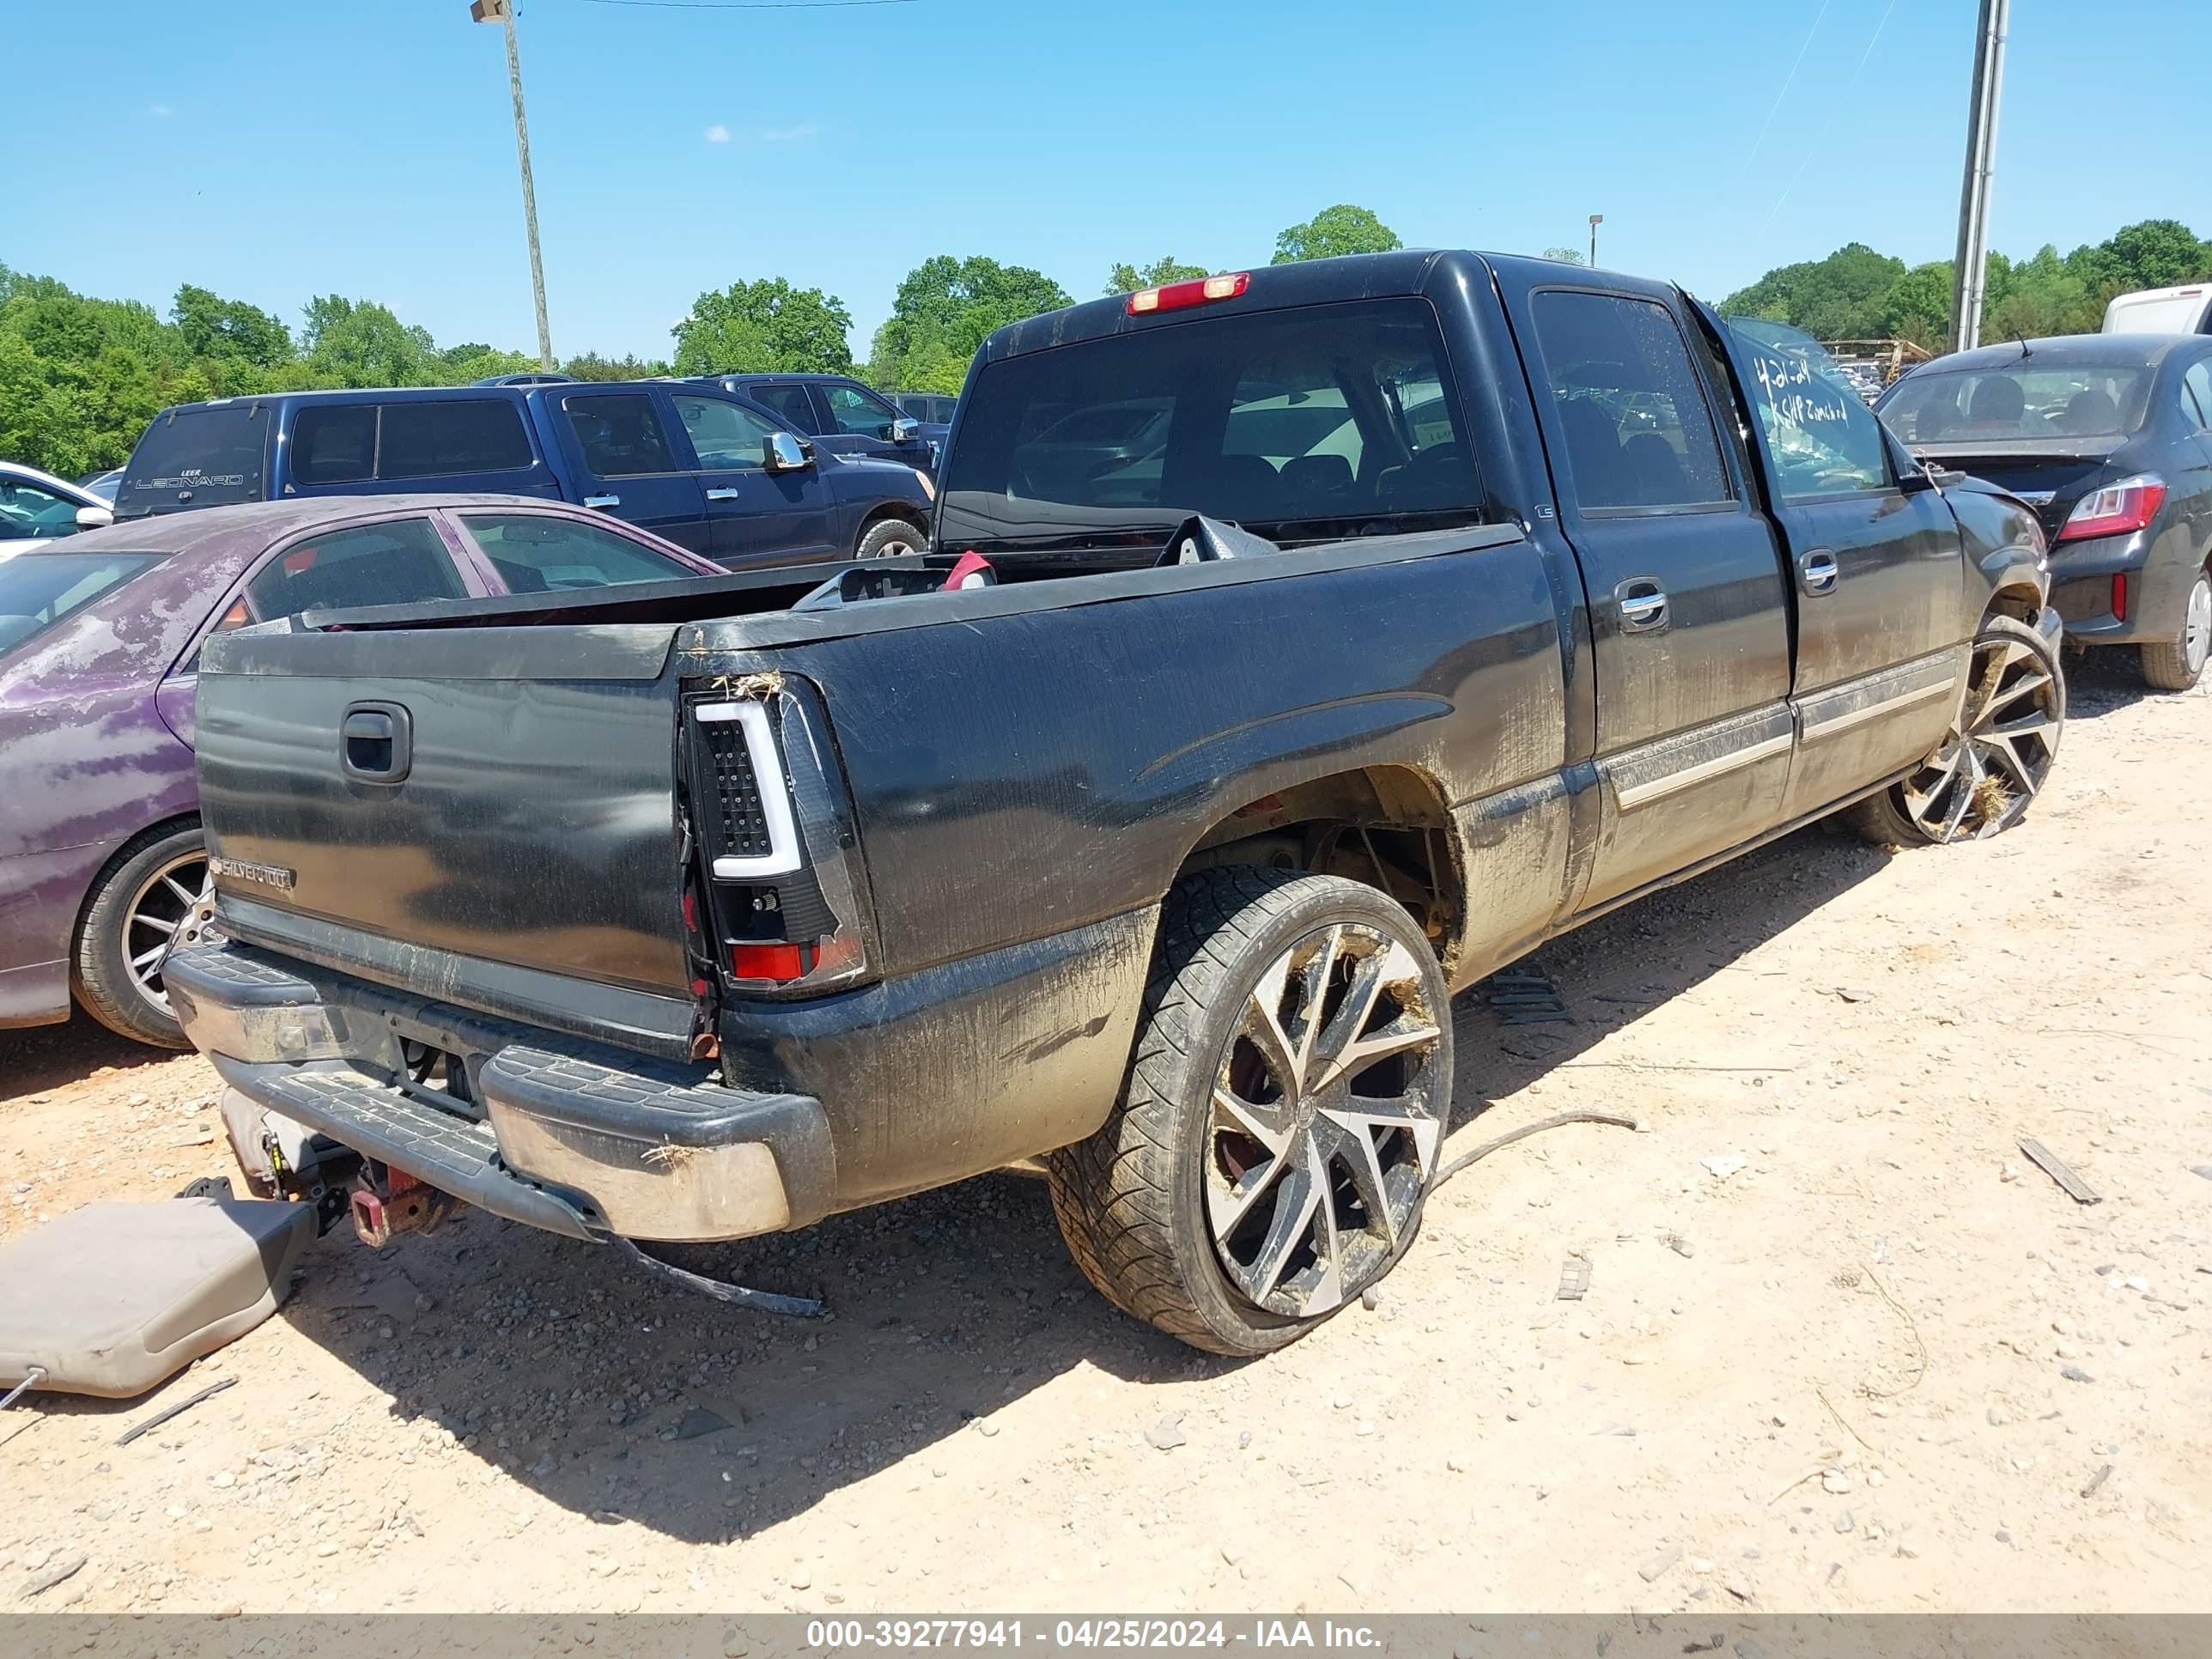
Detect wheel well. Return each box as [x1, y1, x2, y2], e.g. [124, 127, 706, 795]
[1985, 583, 2043, 625]
[1173, 766, 1462, 964]
[862, 503, 928, 534]
[69, 811, 203, 951]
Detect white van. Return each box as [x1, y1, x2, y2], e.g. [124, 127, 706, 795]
[2101, 283, 2212, 335]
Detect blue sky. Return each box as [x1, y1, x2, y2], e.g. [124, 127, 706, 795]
[12, 1, 2207, 365]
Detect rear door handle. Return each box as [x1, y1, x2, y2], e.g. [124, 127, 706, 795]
[704, 488, 741, 501]
[1801, 549, 1839, 595]
[341, 702, 411, 783]
[1614, 577, 1669, 634]
[584, 494, 620, 509]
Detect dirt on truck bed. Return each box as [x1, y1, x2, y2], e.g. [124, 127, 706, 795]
[3, 661, 2209, 1616]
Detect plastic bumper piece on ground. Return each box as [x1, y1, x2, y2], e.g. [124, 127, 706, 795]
[166, 944, 836, 1246]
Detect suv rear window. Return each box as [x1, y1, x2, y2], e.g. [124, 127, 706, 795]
[939, 298, 1480, 555]
[378, 399, 534, 477]
[0, 551, 167, 658]
[117, 404, 270, 517]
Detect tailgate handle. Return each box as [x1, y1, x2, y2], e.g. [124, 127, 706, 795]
[342, 702, 412, 784]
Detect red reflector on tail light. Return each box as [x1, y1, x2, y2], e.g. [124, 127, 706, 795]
[731, 943, 806, 981]
[1127, 271, 1249, 316]
[2059, 474, 2166, 542]
[2112, 574, 2130, 622]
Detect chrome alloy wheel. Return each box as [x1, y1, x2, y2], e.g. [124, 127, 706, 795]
[1899, 630, 2061, 842]
[124, 850, 216, 1012]
[1206, 922, 1445, 1318]
[2185, 575, 2211, 679]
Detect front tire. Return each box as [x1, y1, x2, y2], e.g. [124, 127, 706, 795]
[1845, 613, 2064, 847]
[853, 517, 924, 561]
[72, 821, 215, 1048]
[1047, 867, 1452, 1356]
[2140, 568, 2210, 691]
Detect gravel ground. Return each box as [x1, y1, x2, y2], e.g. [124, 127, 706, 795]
[3, 658, 2209, 1615]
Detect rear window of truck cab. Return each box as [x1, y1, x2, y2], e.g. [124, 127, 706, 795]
[118, 403, 270, 517]
[938, 298, 1482, 556]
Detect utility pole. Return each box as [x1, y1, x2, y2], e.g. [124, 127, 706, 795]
[471, 0, 554, 368]
[1949, 0, 2010, 354]
[1588, 213, 1603, 268]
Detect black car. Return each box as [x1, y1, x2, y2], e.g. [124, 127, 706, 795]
[1879, 335, 2212, 689]
[696, 372, 944, 475]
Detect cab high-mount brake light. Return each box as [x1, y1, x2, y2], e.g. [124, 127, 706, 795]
[1128, 272, 1250, 316]
[2059, 473, 2166, 543]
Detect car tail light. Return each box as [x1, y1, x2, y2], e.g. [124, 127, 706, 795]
[2058, 473, 2166, 542]
[1127, 272, 1249, 316]
[685, 679, 878, 999]
[2112, 574, 2130, 622]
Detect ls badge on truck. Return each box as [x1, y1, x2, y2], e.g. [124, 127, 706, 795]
[209, 856, 297, 893]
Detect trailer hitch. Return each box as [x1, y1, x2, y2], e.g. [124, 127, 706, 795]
[349, 1167, 460, 1249]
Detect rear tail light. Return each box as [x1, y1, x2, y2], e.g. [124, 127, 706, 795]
[1127, 271, 1249, 316]
[2112, 574, 2130, 623]
[685, 679, 878, 999]
[2059, 473, 2166, 542]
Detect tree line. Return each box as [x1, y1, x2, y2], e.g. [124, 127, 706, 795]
[8, 208, 2203, 480]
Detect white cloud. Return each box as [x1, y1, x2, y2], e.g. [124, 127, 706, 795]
[704, 124, 731, 143]
[759, 123, 819, 144]
[149, 104, 173, 118]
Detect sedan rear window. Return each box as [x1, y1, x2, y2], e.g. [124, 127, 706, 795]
[0, 551, 167, 658]
[117, 404, 270, 517]
[1882, 363, 2154, 444]
[939, 298, 1481, 555]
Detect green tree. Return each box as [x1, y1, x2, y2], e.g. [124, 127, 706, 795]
[300, 295, 440, 387]
[1104, 256, 1211, 296]
[671, 278, 854, 377]
[1719, 242, 1907, 339]
[172, 284, 291, 369]
[1540, 246, 1586, 265]
[1271, 204, 1402, 264]
[1881, 259, 1955, 349]
[562, 349, 674, 381]
[867, 256, 1073, 393]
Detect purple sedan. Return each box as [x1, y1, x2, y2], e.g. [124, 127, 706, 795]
[0, 495, 724, 1047]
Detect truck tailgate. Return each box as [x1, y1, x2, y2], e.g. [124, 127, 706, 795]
[196, 623, 693, 1024]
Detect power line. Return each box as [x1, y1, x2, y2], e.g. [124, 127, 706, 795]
[1735, 0, 1834, 184]
[1753, 0, 1902, 246]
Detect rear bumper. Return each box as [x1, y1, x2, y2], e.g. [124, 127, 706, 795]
[2046, 525, 2188, 645]
[166, 944, 836, 1244]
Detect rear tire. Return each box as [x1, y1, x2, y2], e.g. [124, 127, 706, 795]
[71, 821, 212, 1048]
[1844, 613, 2064, 848]
[2139, 568, 2210, 691]
[853, 517, 925, 561]
[1047, 867, 1452, 1356]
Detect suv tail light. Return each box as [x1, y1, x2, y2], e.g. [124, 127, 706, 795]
[684, 679, 878, 998]
[2058, 473, 2166, 542]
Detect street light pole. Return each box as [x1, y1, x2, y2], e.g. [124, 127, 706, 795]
[472, 0, 554, 369]
[1589, 213, 1603, 268]
[1949, 0, 2010, 354]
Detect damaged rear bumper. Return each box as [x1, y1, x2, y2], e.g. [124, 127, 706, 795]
[165, 943, 836, 1244]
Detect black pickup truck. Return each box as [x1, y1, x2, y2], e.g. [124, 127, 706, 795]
[168, 252, 2063, 1355]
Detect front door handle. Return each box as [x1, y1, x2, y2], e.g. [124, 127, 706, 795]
[1801, 549, 1839, 595]
[1615, 577, 1669, 634]
[584, 494, 620, 509]
[704, 488, 741, 501]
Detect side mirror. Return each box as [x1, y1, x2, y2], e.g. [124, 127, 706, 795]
[763, 431, 812, 472]
[890, 416, 920, 445]
[76, 503, 114, 531]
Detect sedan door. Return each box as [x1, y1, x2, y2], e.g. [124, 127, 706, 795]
[1701, 308, 1967, 822]
[668, 392, 842, 567]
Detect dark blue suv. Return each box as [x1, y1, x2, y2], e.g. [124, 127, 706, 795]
[697, 373, 947, 474]
[115, 380, 933, 568]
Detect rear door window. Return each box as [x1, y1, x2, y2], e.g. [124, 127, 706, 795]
[747, 383, 818, 432]
[377, 399, 534, 478]
[561, 394, 678, 477]
[118, 403, 270, 516]
[939, 297, 1481, 552]
[2180, 361, 2212, 431]
[243, 518, 465, 619]
[1532, 291, 1733, 513]
[458, 512, 696, 592]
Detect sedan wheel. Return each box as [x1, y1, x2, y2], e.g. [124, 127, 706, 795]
[124, 849, 217, 1013]
[2142, 570, 2211, 691]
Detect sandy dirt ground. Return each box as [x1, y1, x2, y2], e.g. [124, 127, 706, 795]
[3, 659, 2209, 1617]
